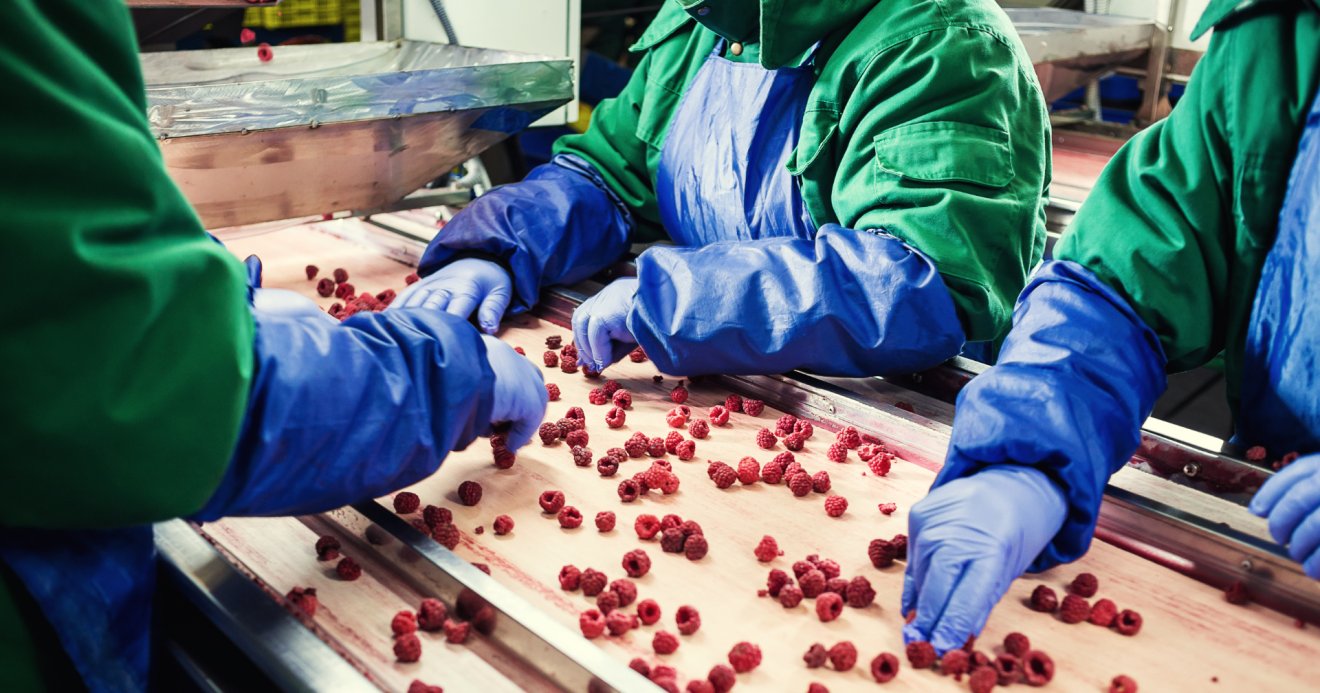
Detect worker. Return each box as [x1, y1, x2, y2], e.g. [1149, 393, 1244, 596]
[0, 2, 547, 689]
[397, 0, 1050, 377]
[902, 0, 1320, 654]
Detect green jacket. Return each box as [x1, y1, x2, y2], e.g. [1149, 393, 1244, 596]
[555, 0, 1050, 342]
[1, 1, 252, 688]
[1056, 0, 1320, 411]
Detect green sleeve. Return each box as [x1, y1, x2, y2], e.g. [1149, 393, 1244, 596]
[830, 26, 1050, 343]
[0, 0, 253, 528]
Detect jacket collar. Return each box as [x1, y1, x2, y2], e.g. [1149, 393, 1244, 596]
[1191, 0, 1319, 40]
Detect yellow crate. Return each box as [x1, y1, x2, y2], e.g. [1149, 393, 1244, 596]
[244, 0, 346, 30]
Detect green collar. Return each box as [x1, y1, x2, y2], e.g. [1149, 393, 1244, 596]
[1190, 0, 1318, 40]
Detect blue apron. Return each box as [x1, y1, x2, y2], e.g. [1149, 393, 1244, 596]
[655, 39, 817, 244]
[1238, 86, 1320, 454]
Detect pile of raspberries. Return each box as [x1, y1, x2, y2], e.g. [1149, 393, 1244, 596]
[633, 513, 708, 561]
[758, 550, 876, 621]
[306, 266, 409, 321]
[390, 595, 480, 663]
[884, 631, 1057, 689]
[387, 491, 465, 551]
[1028, 573, 1142, 636]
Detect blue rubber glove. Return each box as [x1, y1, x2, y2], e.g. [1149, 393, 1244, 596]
[481, 334, 549, 450]
[902, 466, 1066, 653]
[243, 253, 335, 323]
[1250, 455, 1320, 578]
[393, 258, 513, 334]
[572, 277, 639, 372]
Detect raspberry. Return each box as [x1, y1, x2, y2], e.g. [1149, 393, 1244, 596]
[610, 578, 637, 607]
[816, 592, 844, 622]
[567, 429, 590, 448]
[826, 641, 857, 670]
[287, 587, 318, 616]
[543, 351, 559, 368]
[629, 658, 650, 678]
[612, 389, 633, 409]
[761, 460, 785, 484]
[775, 432, 801, 451]
[942, 649, 970, 679]
[457, 480, 482, 506]
[1022, 650, 1054, 686]
[671, 440, 695, 461]
[336, 557, 362, 581]
[906, 641, 936, 669]
[688, 681, 716, 693]
[877, 502, 897, 515]
[623, 549, 652, 577]
[795, 420, 815, 439]
[756, 428, 777, 449]
[423, 505, 452, 528]
[579, 609, 606, 639]
[391, 610, 418, 636]
[994, 654, 1022, 685]
[625, 432, 649, 457]
[376, 289, 397, 306]
[767, 568, 792, 597]
[675, 605, 701, 634]
[659, 471, 681, 494]
[408, 681, 441, 693]
[596, 379, 618, 396]
[661, 528, 687, 554]
[671, 385, 689, 404]
[658, 430, 682, 455]
[804, 643, 828, 668]
[727, 642, 762, 673]
[595, 457, 619, 478]
[891, 533, 908, 559]
[792, 560, 814, 579]
[1225, 580, 1249, 605]
[602, 610, 632, 636]
[538, 422, 560, 445]
[571, 445, 593, 467]
[404, 272, 421, 285]
[778, 584, 804, 607]
[687, 419, 710, 440]
[709, 462, 738, 489]
[557, 417, 585, 437]
[845, 576, 876, 608]
[580, 568, 608, 596]
[431, 523, 460, 549]
[618, 479, 642, 502]
[775, 414, 798, 435]
[545, 383, 561, 401]
[315, 277, 336, 297]
[1110, 674, 1139, 693]
[588, 388, 608, 405]
[969, 667, 997, 693]
[708, 665, 737, 693]
[628, 347, 648, 362]
[647, 436, 667, 457]
[1246, 445, 1267, 462]
[1115, 609, 1142, 635]
[836, 426, 861, 449]
[754, 535, 779, 562]
[596, 590, 620, 615]
[1069, 572, 1099, 598]
[1003, 632, 1030, 657]
[725, 394, 743, 412]
[811, 556, 841, 579]
[737, 457, 760, 484]
[868, 456, 893, 476]
[799, 569, 826, 598]
[637, 599, 661, 625]
[1030, 584, 1059, 612]
[684, 534, 709, 560]
[492, 447, 516, 469]
[868, 539, 896, 569]
[327, 267, 348, 283]
[417, 598, 446, 630]
[394, 492, 421, 514]
[393, 632, 422, 662]
[708, 405, 730, 426]
[871, 652, 900, 683]
[546, 335, 563, 350]
[635, 514, 662, 539]
[1059, 594, 1089, 624]
[681, 519, 704, 537]
[788, 472, 812, 497]
[970, 650, 993, 671]
[557, 506, 583, 529]
[539, 490, 565, 514]
[595, 511, 616, 532]
[315, 535, 341, 561]
[820, 443, 844, 464]
[1089, 598, 1117, 626]
[743, 399, 765, 416]
[824, 577, 847, 597]
[302, 264, 319, 280]
[653, 630, 679, 655]
[812, 471, 832, 494]
[560, 342, 578, 362]
[599, 407, 625, 430]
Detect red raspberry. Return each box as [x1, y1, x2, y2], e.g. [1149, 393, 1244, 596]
[566, 428, 590, 448]
[330, 267, 349, 283]
[826, 442, 848, 463]
[812, 471, 832, 494]
[766, 568, 792, 597]
[755, 428, 778, 449]
[671, 384, 689, 404]
[596, 590, 620, 615]
[597, 456, 619, 477]
[315, 535, 341, 561]
[571, 445, 593, 467]
[580, 568, 608, 596]
[780, 431, 805, 450]
[969, 667, 997, 693]
[877, 502, 897, 515]
[687, 681, 715, 693]
[303, 264, 319, 280]
[606, 610, 633, 636]
[557, 506, 583, 529]
[539, 490, 566, 514]
[560, 360, 580, 374]
[635, 514, 662, 540]
[557, 417, 585, 437]
[612, 389, 633, 409]
[417, 598, 446, 631]
[822, 495, 848, 517]
[404, 272, 420, 285]
[868, 455, 893, 476]
[625, 432, 649, 457]
[603, 407, 627, 429]
[754, 535, 779, 562]
[761, 460, 785, 484]
[811, 555, 841, 579]
[774, 414, 797, 435]
[728, 642, 762, 673]
[545, 335, 563, 350]
[681, 519, 703, 537]
[543, 351, 559, 368]
[659, 471, 681, 494]
[672, 604, 701, 635]
[660, 528, 687, 553]
[637, 599, 661, 625]
[588, 388, 608, 405]
[617, 479, 642, 502]
[826, 641, 857, 670]
[1003, 632, 1030, 657]
[1059, 594, 1089, 624]
[871, 652, 900, 683]
[942, 649, 970, 679]
[333, 281, 354, 300]
[675, 440, 696, 460]
[868, 538, 897, 569]
[792, 560, 814, 578]
[857, 444, 881, 461]
[708, 405, 730, 426]
[610, 578, 637, 607]
[890, 533, 908, 560]
[1110, 674, 1139, 693]
[287, 587, 318, 616]
[799, 569, 827, 598]
[666, 409, 688, 428]
[593, 511, 616, 532]
[724, 394, 743, 412]
[704, 461, 732, 488]
[629, 347, 648, 363]
[686, 419, 710, 440]
[836, 426, 861, 449]
[647, 436, 667, 457]
[708, 665, 736, 693]
[579, 609, 606, 639]
[1246, 445, 1268, 462]
[431, 523, 460, 549]
[1022, 650, 1054, 686]
[336, 557, 362, 581]
[1089, 598, 1118, 626]
[824, 576, 847, 596]
[731, 456, 759, 485]
[739, 399, 763, 417]
[906, 641, 936, 669]
[393, 492, 421, 514]
[457, 480, 482, 506]
[492, 447, 516, 469]
[538, 422, 560, 445]
[788, 472, 812, 497]
[653, 630, 680, 655]
[815, 592, 844, 622]
[493, 515, 514, 536]
[1115, 609, 1142, 635]
[391, 610, 418, 636]
[794, 420, 814, 438]
[1030, 584, 1059, 612]
[376, 289, 398, 306]
[684, 534, 709, 560]
[629, 658, 650, 678]
[545, 383, 561, 401]
[778, 583, 804, 607]
[1225, 580, 1249, 605]
[804, 643, 828, 668]
[660, 430, 682, 454]
[622, 549, 652, 577]
[393, 632, 422, 662]
[845, 576, 876, 608]
[1070, 572, 1099, 598]
[316, 278, 336, 297]
[994, 654, 1022, 685]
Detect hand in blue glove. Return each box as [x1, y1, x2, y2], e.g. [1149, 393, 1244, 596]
[243, 254, 335, 323]
[394, 258, 513, 334]
[572, 277, 639, 372]
[902, 466, 1067, 653]
[1250, 454, 1320, 578]
[480, 334, 549, 450]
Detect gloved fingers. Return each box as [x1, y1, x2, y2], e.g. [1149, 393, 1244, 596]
[477, 285, 512, 335]
[1303, 543, 1320, 580]
[900, 566, 918, 621]
[585, 312, 619, 373]
[927, 565, 1003, 654]
[444, 290, 482, 321]
[902, 551, 965, 649]
[571, 298, 598, 368]
[420, 289, 453, 313]
[1285, 507, 1320, 566]
[395, 282, 440, 310]
[1261, 471, 1320, 549]
[244, 254, 263, 288]
[505, 364, 547, 451]
[1250, 454, 1320, 516]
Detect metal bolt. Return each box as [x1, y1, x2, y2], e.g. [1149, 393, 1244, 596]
[1183, 462, 1200, 478]
[1240, 558, 1254, 572]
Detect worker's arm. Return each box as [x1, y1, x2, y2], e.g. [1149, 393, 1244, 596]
[618, 25, 1047, 375]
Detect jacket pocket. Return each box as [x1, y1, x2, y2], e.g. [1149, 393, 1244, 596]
[872, 121, 1013, 188]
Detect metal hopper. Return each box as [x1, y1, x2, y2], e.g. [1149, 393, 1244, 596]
[142, 40, 573, 229]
